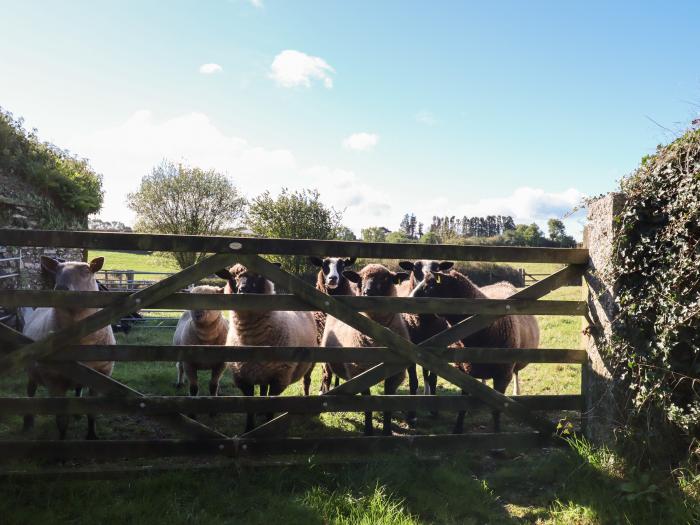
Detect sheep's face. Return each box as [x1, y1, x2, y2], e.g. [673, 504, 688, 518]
[189, 285, 224, 324]
[215, 265, 275, 295]
[410, 271, 456, 299]
[309, 256, 356, 290]
[398, 260, 454, 288]
[41, 256, 103, 292]
[343, 264, 409, 297]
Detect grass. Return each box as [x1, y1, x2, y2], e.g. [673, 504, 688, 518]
[3, 253, 696, 523]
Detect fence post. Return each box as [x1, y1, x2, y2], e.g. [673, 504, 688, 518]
[581, 192, 630, 444]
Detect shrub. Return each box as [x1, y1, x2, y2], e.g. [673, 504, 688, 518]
[0, 107, 103, 217]
[612, 128, 700, 458]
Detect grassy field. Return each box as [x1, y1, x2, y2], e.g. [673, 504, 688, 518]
[2, 252, 696, 523]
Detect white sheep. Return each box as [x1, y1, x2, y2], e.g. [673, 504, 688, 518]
[173, 285, 229, 415]
[216, 264, 316, 433]
[22, 256, 115, 440]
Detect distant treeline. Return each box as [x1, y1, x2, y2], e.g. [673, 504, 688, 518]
[361, 213, 576, 248]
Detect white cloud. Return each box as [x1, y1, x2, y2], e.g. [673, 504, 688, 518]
[269, 50, 335, 89]
[62, 110, 585, 239]
[199, 63, 223, 74]
[415, 110, 437, 126]
[342, 132, 379, 152]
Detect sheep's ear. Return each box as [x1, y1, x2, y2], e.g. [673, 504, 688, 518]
[309, 257, 324, 268]
[342, 270, 361, 284]
[89, 257, 105, 273]
[393, 272, 410, 284]
[344, 257, 357, 267]
[398, 261, 414, 272]
[40, 256, 59, 275]
[438, 261, 454, 271]
[215, 268, 233, 280]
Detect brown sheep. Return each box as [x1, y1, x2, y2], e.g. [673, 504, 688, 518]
[22, 256, 115, 440]
[398, 260, 459, 425]
[216, 264, 316, 433]
[411, 268, 539, 433]
[309, 256, 357, 393]
[321, 264, 410, 436]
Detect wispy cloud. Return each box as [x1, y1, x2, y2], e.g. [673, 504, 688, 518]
[269, 50, 335, 89]
[415, 110, 437, 126]
[199, 63, 223, 74]
[248, 0, 263, 7]
[342, 132, 379, 152]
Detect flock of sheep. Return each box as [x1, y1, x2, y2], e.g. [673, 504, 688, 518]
[20, 254, 539, 440]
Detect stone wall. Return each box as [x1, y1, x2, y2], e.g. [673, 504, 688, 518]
[0, 172, 86, 325]
[581, 192, 632, 444]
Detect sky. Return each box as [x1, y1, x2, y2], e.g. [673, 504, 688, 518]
[1, 1, 699, 239]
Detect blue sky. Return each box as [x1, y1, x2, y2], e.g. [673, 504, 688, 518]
[1, 1, 699, 237]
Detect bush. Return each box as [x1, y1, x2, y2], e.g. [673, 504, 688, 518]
[0, 107, 103, 217]
[613, 128, 700, 459]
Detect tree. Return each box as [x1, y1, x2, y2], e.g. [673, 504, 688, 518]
[127, 160, 246, 269]
[335, 225, 357, 241]
[361, 226, 388, 243]
[247, 188, 342, 275]
[547, 218, 576, 247]
[418, 231, 441, 244]
[386, 231, 414, 243]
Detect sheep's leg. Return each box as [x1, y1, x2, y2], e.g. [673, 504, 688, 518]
[187, 368, 199, 420]
[320, 364, 333, 394]
[362, 389, 373, 436]
[334, 376, 340, 387]
[240, 382, 256, 433]
[22, 378, 38, 432]
[266, 381, 285, 422]
[209, 363, 227, 418]
[452, 389, 468, 435]
[85, 387, 99, 440]
[406, 364, 418, 428]
[73, 385, 83, 421]
[175, 362, 185, 389]
[382, 379, 399, 436]
[303, 366, 312, 396]
[423, 367, 439, 418]
[512, 371, 520, 396]
[492, 372, 513, 433]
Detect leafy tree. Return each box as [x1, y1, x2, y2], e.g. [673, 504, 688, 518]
[547, 218, 576, 247]
[418, 231, 441, 244]
[247, 188, 342, 275]
[127, 160, 246, 269]
[335, 225, 357, 241]
[361, 226, 388, 243]
[386, 231, 414, 243]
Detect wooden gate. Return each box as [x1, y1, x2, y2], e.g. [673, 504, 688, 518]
[0, 229, 588, 468]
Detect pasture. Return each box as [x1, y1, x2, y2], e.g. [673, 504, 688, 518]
[1, 250, 696, 524]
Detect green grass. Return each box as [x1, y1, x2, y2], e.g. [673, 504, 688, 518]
[4, 253, 696, 523]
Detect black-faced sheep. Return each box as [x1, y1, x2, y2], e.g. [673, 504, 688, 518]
[398, 260, 462, 425]
[216, 264, 316, 433]
[321, 263, 410, 436]
[22, 256, 115, 440]
[173, 285, 229, 416]
[411, 268, 540, 433]
[309, 256, 357, 394]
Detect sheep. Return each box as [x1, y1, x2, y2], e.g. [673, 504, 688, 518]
[398, 260, 462, 425]
[308, 256, 357, 393]
[480, 281, 540, 395]
[215, 264, 316, 433]
[321, 263, 410, 436]
[172, 285, 229, 417]
[410, 268, 540, 433]
[22, 256, 115, 440]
